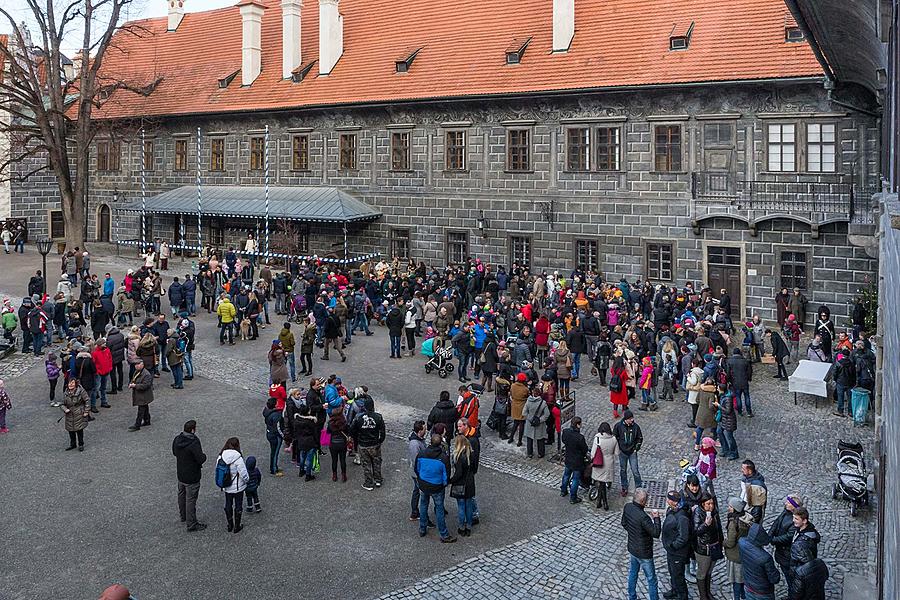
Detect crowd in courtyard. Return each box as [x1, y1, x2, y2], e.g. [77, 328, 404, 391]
[0, 237, 877, 600]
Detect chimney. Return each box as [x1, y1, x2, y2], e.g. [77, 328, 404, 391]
[318, 0, 343, 76]
[281, 0, 302, 79]
[552, 0, 574, 52]
[238, 0, 266, 86]
[167, 0, 185, 32]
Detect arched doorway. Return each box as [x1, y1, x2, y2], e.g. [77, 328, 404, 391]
[97, 204, 111, 242]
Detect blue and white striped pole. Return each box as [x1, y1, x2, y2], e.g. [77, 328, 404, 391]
[196, 126, 202, 257]
[264, 124, 270, 259]
[140, 127, 146, 250]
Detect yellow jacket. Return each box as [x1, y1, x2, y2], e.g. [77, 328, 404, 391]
[217, 299, 237, 324]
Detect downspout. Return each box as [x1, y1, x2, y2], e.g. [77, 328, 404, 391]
[784, 0, 881, 117]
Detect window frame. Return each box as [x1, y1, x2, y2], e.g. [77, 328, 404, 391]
[445, 130, 467, 172]
[445, 229, 470, 266]
[574, 239, 600, 273]
[49, 209, 66, 239]
[765, 122, 797, 173]
[174, 139, 188, 172]
[702, 122, 736, 149]
[777, 248, 811, 291]
[805, 121, 838, 173]
[96, 140, 109, 172]
[390, 227, 411, 259]
[209, 137, 225, 172]
[652, 124, 683, 173]
[644, 240, 676, 283]
[249, 136, 265, 171]
[339, 133, 358, 171]
[595, 125, 622, 172]
[390, 131, 411, 172]
[565, 127, 591, 172]
[142, 139, 155, 172]
[291, 134, 310, 171]
[96, 140, 119, 172]
[506, 128, 531, 173]
[508, 234, 533, 269]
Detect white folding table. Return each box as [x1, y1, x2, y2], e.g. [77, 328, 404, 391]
[788, 360, 833, 408]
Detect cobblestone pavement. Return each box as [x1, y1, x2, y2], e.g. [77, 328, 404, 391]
[0, 248, 876, 599]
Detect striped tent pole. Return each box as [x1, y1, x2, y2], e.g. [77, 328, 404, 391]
[140, 127, 147, 250]
[264, 124, 270, 259]
[196, 126, 202, 258]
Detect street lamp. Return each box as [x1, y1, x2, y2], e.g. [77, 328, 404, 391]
[36, 239, 53, 295]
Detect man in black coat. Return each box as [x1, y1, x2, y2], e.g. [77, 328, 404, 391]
[385, 302, 405, 359]
[172, 419, 207, 532]
[322, 307, 346, 362]
[726, 347, 753, 416]
[106, 326, 127, 394]
[789, 544, 829, 600]
[621, 487, 661, 600]
[661, 491, 692, 600]
[560, 417, 588, 504]
[766, 329, 789, 379]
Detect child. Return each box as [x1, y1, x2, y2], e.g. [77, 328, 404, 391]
[783, 314, 802, 363]
[244, 456, 262, 512]
[46, 352, 61, 407]
[638, 357, 655, 411]
[0, 379, 9, 433]
[697, 437, 718, 497]
[660, 354, 677, 401]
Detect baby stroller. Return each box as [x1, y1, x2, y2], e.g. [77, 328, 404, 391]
[832, 440, 869, 517]
[424, 345, 454, 379]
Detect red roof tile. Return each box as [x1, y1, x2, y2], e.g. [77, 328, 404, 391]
[94, 0, 823, 120]
[0, 35, 8, 84]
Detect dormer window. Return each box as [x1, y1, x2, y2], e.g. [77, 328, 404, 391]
[395, 49, 420, 74]
[669, 21, 694, 51]
[291, 60, 317, 83]
[218, 69, 239, 89]
[785, 26, 804, 42]
[505, 37, 532, 65]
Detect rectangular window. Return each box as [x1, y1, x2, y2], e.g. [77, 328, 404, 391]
[507, 129, 530, 172]
[806, 123, 836, 172]
[446, 231, 469, 265]
[390, 228, 410, 259]
[654, 125, 682, 172]
[291, 134, 309, 171]
[566, 128, 590, 171]
[703, 122, 734, 147]
[49, 210, 66, 239]
[142, 139, 154, 171]
[645, 242, 674, 281]
[509, 235, 532, 268]
[339, 133, 358, 171]
[780, 250, 809, 290]
[391, 131, 411, 171]
[445, 131, 466, 171]
[596, 127, 621, 171]
[576, 240, 599, 272]
[249, 136, 264, 171]
[210, 138, 225, 171]
[96, 141, 109, 171]
[767, 123, 796, 172]
[174, 139, 188, 171]
[210, 219, 224, 246]
[108, 141, 120, 171]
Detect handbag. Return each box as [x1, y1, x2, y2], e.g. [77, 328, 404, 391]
[708, 542, 724, 562]
[450, 484, 465, 498]
[320, 427, 332, 447]
[591, 446, 605, 468]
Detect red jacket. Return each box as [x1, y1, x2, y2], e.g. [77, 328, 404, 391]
[92, 347, 113, 376]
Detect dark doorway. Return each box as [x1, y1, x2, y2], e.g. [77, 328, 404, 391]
[707, 245, 742, 319]
[97, 205, 111, 242]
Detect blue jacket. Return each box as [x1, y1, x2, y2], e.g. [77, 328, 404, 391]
[168, 282, 185, 307]
[324, 384, 342, 415]
[415, 444, 449, 495]
[473, 324, 487, 349]
[739, 523, 781, 595]
[182, 278, 197, 300]
[103, 277, 115, 296]
[245, 456, 261, 492]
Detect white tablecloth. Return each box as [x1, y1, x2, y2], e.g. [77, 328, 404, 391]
[788, 360, 833, 398]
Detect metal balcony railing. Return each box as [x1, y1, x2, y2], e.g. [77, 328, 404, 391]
[691, 172, 878, 224]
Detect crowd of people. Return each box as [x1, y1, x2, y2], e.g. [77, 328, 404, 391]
[0, 244, 869, 599]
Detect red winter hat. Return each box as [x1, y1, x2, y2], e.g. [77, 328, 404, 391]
[516, 373, 527, 382]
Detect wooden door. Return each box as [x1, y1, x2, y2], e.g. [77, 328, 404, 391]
[98, 205, 111, 242]
[707, 246, 742, 318]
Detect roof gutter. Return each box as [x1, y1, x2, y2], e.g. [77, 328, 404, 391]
[96, 75, 826, 123]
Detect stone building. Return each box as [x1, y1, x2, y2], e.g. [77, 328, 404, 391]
[9, 0, 881, 325]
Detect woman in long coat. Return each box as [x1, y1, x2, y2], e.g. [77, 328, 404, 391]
[479, 332, 499, 392]
[268, 341, 289, 388]
[589, 421, 619, 510]
[694, 379, 719, 449]
[522, 388, 549, 459]
[609, 355, 630, 418]
[61, 378, 89, 451]
[136, 332, 157, 374]
[554, 341, 573, 400]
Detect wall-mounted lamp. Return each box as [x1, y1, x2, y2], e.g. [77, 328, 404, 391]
[476, 210, 487, 234]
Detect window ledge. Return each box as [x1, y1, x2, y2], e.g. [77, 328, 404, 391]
[504, 169, 535, 174]
[289, 169, 313, 174]
[650, 171, 689, 175]
[388, 169, 416, 174]
[758, 171, 842, 176]
[442, 169, 470, 174]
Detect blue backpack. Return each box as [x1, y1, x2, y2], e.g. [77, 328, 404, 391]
[214, 457, 233, 489]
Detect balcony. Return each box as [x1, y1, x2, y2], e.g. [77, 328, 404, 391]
[690, 172, 878, 236]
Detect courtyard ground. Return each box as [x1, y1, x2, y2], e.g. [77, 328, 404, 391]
[0, 246, 876, 599]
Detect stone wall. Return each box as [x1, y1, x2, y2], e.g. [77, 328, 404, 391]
[10, 81, 880, 324]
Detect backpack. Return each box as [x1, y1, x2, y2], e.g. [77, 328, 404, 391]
[609, 371, 623, 393]
[215, 457, 233, 489]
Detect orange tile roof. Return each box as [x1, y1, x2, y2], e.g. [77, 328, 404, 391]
[0, 35, 8, 84]
[94, 0, 823, 120]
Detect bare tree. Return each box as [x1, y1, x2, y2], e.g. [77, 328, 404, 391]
[0, 0, 157, 249]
